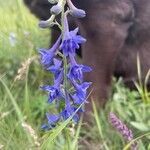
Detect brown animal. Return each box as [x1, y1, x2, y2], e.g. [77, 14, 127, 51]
[24, 0, 150, 108]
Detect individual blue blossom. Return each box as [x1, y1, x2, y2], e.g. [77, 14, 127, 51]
[68, 64, 91, 82]
[47, 58, 63, 79]
[40, 85, 61, 103]
[40, 71, 63, 103]
[71, 80, 92, 104]
[67, 0, 86, 18]
[41, 113, 60, 130]
[61, 92, 80, 123]
[39, 35, 61, 69]
[68, 54, 92, 82]
[59, 13, 86, 56]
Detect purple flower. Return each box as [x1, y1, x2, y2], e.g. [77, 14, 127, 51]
[68, 54, 92, 82]
[40, 71, 63, 103]
[61, 93, 80, 123]
[39, 3, 92, 130]
[59, 14, 86, 56]
[40, 85, 61, 103]
[67, 0, 86, 18]
[41, 113, 60, 130]
[72, 81, 92, 104]
[109, 113, 138, 150]
[46, 113, 60, 125]
[39, 35, 61, 69]
[47, 58, 63, 79]
[68, 64, 92, 83]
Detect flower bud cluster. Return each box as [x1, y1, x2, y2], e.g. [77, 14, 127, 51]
[39, 0, 86, 29]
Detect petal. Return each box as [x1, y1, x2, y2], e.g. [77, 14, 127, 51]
[53, 58, 62, 67]
[40, 85, 51, 92]
[69, 27, 79, 36]
[39, 49, 54, 67]
[73, 95, 81, 104]
[82, 65, 92, 72]
[73, 35, 86, 44]
[81, 82, 92, 90]
[72, 114, 79, 123]
[41, 124, 51, 130]
[46, 113, 60, 125]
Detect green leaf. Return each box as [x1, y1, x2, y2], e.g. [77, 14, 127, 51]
[130, 122, 149, 132]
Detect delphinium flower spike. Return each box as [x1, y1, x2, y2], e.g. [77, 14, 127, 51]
[38, 0, 92, 130]
[109, 112, 138, 150]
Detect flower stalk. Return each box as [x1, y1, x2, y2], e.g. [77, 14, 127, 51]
[38, 0, 92, 130]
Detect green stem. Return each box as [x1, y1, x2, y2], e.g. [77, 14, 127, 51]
[61, 0, 66, 32]
[64, 128, 70, 150]
[60, 1, 72, 149]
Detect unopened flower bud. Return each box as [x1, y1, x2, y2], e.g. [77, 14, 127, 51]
[50, 3, 62, 15]
[39, 20, 50, 28]
[38, 15, 55, 28]
[70, 9, 86, 18]
[67, 0, 86, 18]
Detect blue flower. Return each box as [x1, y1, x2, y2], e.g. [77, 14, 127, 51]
[59, 14, 86, 56]
[67, 0, 86, 18]
[40, 85, 61, 103]
[46, 113, 60, 125]
[39, 35, 61, 69]
[40, 71, 63, 103]
[61, 92, 80, 123]
[68, 64, 91, 82]
[39, 3, 91, 128]
[68, 54, 92, 82]
[47, 58, 63, 79]
[72, 81, 92, 104]
[41, 113, 60, 130]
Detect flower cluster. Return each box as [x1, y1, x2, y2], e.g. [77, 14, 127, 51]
[39, 0, 86, 29]
[38, 0, 92, 130]
[109, 112, 138, 150]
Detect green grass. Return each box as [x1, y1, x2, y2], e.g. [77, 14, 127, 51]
[0, 0, 150, 150]
[0, 0, 50, 59]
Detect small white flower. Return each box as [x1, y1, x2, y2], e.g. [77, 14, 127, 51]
[9, 32, 17, 47]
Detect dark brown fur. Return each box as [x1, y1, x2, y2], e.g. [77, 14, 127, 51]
[24, 0, 150, 108]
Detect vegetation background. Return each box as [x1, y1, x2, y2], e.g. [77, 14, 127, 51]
[0, 0, 150, 149]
